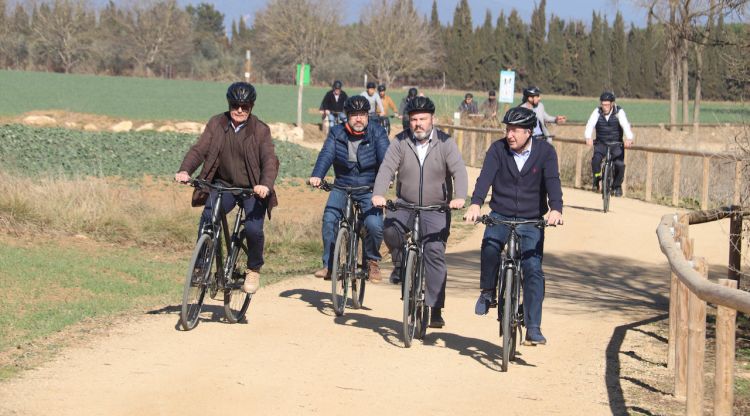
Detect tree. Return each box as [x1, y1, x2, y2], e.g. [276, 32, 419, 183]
[545, 15, 566, 94]
[445, 0, 475, 87]
[29, 0, 93, 73]
[503, 9, 528, 85]
[527, 0, 547, 87]
[610, 12, 628, 96]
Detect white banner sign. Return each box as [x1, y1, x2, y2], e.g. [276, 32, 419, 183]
[499, 70, 516, 103]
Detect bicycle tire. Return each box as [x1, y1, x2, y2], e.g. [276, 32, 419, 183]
[180, 234, 214, 331]
[501, 266, 514, 372]
[602, 161, 611, 213]
[223, 240, 251, 324]
[402, 249, 419, 347]
[331, 227, 350, 316]
[509, 269, 521, 362]
[351, 234, 366, 309]
[415, 260, 428, 340]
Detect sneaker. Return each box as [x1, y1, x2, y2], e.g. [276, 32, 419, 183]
[474, 290, 495, 316]
[592, 176, 601, 192]
[389, 267, 401, 284]
[368, 260, 382, 283]
[429, 307, 445, 328]
[524, 327, 547, 345]
[242, 269, 260, 294]
[613, 187, 623, 197]
[314, 267, 331, 280]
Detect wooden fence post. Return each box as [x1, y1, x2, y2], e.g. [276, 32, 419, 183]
[575, 145, 583, 189]
[715, 278, 738, 416]
[734, 160, 743, 206]
[686, 257, 708, 416]
[485, 132, 491, 153]
[701, 157, 710, 210]
[622, 149, 630, 197]
[675, 214, 692, 400]
[668, 215, 684, 371]
[645, 152, 655, 202]
[672, 154, 682, 207]
[469, 131, 477, 167]
[456, 130, 464, 157]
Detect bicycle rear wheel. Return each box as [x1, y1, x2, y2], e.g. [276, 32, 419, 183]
[402, 249, 420, 347]
[602, 161, 611, 213]
[180, 234, 214, 331]
[331, 227, 350, 316]
[224, 240, 251, 323]
[350, 234, 366, 309]
[501, 266, 514, 372]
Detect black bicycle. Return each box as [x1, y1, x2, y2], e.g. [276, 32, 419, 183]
[180, 179, 254, 330]
[317, 180, 372, 316]
[371, 114, 395, 136]
[599, 141, 623, 213]
[386, 200, 449, 348]
[326, 111, 346, 129]
[477, 215, 552, 372]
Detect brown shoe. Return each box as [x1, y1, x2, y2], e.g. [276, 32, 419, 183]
[314, 267, 331, 280]
[368, 260, 382, 283]
[242, 269, 260, 294]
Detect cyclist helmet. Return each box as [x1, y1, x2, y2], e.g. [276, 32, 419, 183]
[377, 84, 386, 92]
[332, 80, 342, 90]
[366, 81, 376, 89]
[522, 86, 541, 97]
[405, 96, 436, 115]
[407, 87, 418, 98]
[502, 106, 537, 129]
[600, 91, 616, 102]
[343, 95, 371, 114]
[226, 82, 256, 105]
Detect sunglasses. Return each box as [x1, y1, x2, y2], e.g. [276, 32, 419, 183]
[230, 103, 251, 112]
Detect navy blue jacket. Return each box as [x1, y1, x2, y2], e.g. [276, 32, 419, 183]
[311, 122, 390, 187]
[470, 137, 563, 219]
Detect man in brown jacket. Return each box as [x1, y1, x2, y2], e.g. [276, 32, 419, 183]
[175, 82, 279, 294]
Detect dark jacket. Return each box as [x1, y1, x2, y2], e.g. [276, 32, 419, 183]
[319, 90, 348, 113]
[470, 137, 563, 219]
[310, 121, 390, 187]
[595, 105, 624, 143]
[178, 113, 279, 217]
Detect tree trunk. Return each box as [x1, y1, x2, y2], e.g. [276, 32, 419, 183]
[693, 43, 703, 130]
[668, 0, 678, 128]
[681, 37, 690, 126]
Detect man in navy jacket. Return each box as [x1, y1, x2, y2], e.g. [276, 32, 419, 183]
[309, 96, 390, 282]
[464, 107, 563, 345]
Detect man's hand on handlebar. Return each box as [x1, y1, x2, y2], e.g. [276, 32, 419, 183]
[546, 210, 563, 226]
[449, 198, 465, 210]
[463, 203, 481, 223]
[254, 185, 270, 198]
[624, 139, 633, 148]
[308, 177, 322, 188]
[585, 138, 593, 147]
[174, 171, 190, 183]
[372, 195, 386, 208]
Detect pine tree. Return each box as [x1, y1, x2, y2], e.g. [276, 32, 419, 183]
[475, 9, 497, 89]
[610, 12, 627, 97]
[545, 15, 566, 94]
[505, 9, 527, 88]
[430, 0, 439, 27]
[445, 0, 474, 88]
[527, 0, 547, 87]
[626, 24, 644, 97]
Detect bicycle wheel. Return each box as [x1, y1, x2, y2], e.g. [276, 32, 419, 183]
[223, 239, 251, 323]
[180, 234, 214, 331]
[402, 249, 419, 347]
[415, 261, 428, 340]
[602, 161, 611, 213]
[350, 234, 366, 309]
[331, 226, 350, 316]
[501, 266, 514, 372]
[509, 269, 521, 362]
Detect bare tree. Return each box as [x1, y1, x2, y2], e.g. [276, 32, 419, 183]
[29, 0, 93, 73]
[252, 0, 341, 83]
[354, 0, 442, 86]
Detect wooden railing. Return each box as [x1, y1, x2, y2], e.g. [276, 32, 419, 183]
[437, 124, 745, 210]
[656, 207, 749, 415]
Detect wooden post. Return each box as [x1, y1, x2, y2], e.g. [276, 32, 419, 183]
[469, 131, 477, 167]
[715, 278, 738, 416]
[701, 157, 710, 209]
[668, 216, 685, 371]
[729, 212, 743, 283]
[734, 160, 743, 206]
[622, 148, 630, 197]
[296, 64, 304, 127]
[675, 215, 692, 400]
[485, 132, 491, 153]
[672, 154, 682, 206]
[685, 257, 707, 416]
[645, 152, 654, 202]
[575, 145, 583, 188]
[456, 129, 464, 156]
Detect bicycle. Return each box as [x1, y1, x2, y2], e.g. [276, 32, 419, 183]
[477, 215, 553, 372]
[532, 134, 555, 144]
[325, 111, 346, 129]
[179, 179, 255, 330]
[316, 180, 372, 316]
[386, 200, 449, 348]
[598, 141, 623, 213]
[371, 114, 395, 136]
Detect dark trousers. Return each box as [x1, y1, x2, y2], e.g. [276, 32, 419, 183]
[479, 211, 546, 330]
[383, 208, 449, 308]
[592, 142, 625, 188]
[200, 190, 266, 270]
[321, 188, 383, 269]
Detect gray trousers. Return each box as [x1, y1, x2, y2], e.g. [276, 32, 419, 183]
[383, 208, 450, 308]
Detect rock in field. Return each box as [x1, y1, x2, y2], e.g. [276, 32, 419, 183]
[111, 121, 133, 132]
[23, 115, 56, 126]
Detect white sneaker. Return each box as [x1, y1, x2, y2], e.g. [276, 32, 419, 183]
[242, 269, 260, 294]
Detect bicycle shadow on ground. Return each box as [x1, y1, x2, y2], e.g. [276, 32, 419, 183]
[146, 303, 249, 331]
[277, 287, 371, 318]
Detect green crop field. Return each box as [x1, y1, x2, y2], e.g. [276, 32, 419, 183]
[0, 70, 747, 124]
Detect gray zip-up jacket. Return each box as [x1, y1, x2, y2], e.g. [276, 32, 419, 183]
[520, 101, 556, 138]
[373, 128, 468, 205]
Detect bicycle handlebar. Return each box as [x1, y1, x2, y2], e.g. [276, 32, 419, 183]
[532, 134, 555, 140]
[476, 215, 554, 228]
[189, 179, 256, 196]
[314, 179, 372, 194]
[385, 200, 450, 212]
[595, 141, 624, 147]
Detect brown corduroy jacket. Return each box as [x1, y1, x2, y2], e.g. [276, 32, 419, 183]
[178, 112, 279, 217]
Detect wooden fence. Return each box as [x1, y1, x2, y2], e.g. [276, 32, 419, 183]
[656, 207, 749, 415]
[437, 124, 746, 210]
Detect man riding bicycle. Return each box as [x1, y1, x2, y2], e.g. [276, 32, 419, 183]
[319, 80, 349, 128]
[585, 91, 634, 197]
[464, 106, 563, 345]
[378, 84, 400, 118]
[372, 96, 468, 328]
[398, 87, 419, 131]
[361, 82, 385, 119]
[518, 86, 566, 143]
[309, 96, 390, 282]
[175, 82, 279, 294]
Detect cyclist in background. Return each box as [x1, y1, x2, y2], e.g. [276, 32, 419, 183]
[319, 80, 348, 128]
[372, 96, 468, 328]
[398, 87, 418, 130]
[360, 82, 385, 118]
[457, 92, 479, 116]
[585, 91, 634, 196]
[518, 86, 566, 143]
[175, 82, 279, 294]
[464, 106, 563, 346]
[309, 96, 390, 282]
[378, 84, 400, 118]
[480, 90, 499, 120]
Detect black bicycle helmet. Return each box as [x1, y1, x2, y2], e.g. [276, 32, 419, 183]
[343, 95, 371, 114]
[226, 82, 256, 105]
[377, 84, 386, 92]
[407, 87, 418, 98]
[405, 96, 435, 115]
[502, 107, 537, 129]
[522, 86, 541, 97]
[600, 91, 616, 102]
[332, 80, 342, 89]
[366, 81, 376, 89]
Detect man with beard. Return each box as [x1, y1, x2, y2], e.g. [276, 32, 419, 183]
[372, 96, 468, 328]
[309, 96, 390, 282]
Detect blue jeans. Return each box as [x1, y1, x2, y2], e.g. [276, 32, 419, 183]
[327, 112, 346, 128]
[322, 188, 383, 269]
[199, 190, 266, 270]
[479, 211, 545, 329]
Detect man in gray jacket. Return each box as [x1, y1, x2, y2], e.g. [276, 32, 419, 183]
[372, 96, 468, 328]
[519, 86, 566, 142]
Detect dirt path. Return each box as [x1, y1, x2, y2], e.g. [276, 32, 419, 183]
[0, 187, 732, 415]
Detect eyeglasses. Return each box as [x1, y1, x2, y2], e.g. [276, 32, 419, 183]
[230, 103, 251, 112]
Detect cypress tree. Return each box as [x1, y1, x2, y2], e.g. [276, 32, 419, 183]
[445, 0, 474, 88]
[475, 9, 497, 89]
[505, 9, 527, 87]
[545, 15, 566, 94]
[527, 0, 547, 87]
[430, 0, 439, 27]
[610, 12, 627, 96]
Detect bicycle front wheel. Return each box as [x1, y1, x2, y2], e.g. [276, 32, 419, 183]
[501, 266, 515, 372]
[180, 234, 214, 331]
[402, 249, 420, 347]
[602, 161, 611, 213]
[331, 227, 350, 316]
[224, 240, 251, 324]
[350, 234, 366, 309]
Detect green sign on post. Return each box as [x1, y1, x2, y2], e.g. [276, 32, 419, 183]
[296, 64, 310, 86]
